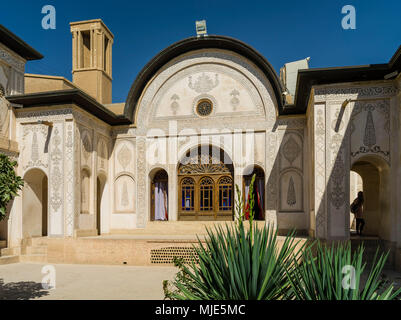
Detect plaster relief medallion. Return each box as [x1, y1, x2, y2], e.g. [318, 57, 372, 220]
[115, 175, 135, 212]
[282, 136, 301, 165]
[363, 110, 376, 147]
[170, 94, 180, 115]
[22, 125, 49, 170]
[350, 101, 389, 159]
[31, 132, 39, 161]
[230, 89, 240, 110]
[117, 144, 132, 170]
[188, 72, 219, 93]
[196, 99, 213, 117]
[287, 176, 296, 206]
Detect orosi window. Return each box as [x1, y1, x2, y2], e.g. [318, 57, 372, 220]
[199, 177, 214, 211]
[218, 176, 233, 211]
[181, 177, 195, 211]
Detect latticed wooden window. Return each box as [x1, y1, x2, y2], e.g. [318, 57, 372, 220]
[199, 177, 214, 211]
[181, 177, 194, 211]
[218, 176, 233, 211]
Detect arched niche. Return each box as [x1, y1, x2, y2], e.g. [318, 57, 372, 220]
[351, 155, 391, 239]
[177, 145, 234, 221]
[96, 174, 108, 235]
[81, 168, 91, 214]
[150, 169, 169, 221]
[279, 170, 303, 212]
[22, 168, 48, 238]
[243, 165, 265, 221]
[114, 174, 135, 213]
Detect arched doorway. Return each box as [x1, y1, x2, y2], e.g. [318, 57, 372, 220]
[150, 169, 168, 221]
[96, 175, 107, 235]
[349, 170, 363, 233]
[178, 145, 234, 221]
[22, 168, 48, 238]
[243, 165, 265, 221]
[350, 156, 390, 238]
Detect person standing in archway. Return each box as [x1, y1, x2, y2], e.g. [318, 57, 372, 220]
[351, 191, 365, 236]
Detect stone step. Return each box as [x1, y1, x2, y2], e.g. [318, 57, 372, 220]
[29, 237, 49, 247]
[108, 221, 266, 236]
[0, 255, 19, 265]
[0, 240, 7, 249]
[25, 246, 47, 255]
[19, 254, 47, 263]
[0, 247, 21, 256]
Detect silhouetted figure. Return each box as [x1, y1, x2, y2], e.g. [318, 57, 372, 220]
[351, 191, 365, 236]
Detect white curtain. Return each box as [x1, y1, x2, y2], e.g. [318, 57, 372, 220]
[155, 182, 168, 221]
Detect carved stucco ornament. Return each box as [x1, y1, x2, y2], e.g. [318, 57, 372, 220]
[82, 134, 91, 161]
[230, 89, 240, 110]
[351, 106, 389, 159]
[282, 136, 301, 165]
[363, 110, 376, 148]
[170, 94, 180, 115]
[188, 73, 219, 93]
[330, 155, 346, 210]
[287, 176, 296, 206]
[117, 144, 132, 170]
[0, 89, 8, 130]
[179, 154, 231, 175]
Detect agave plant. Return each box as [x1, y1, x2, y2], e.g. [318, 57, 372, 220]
[166, 222, 302, 300]
[164, 174, 304, 300]
[286, 241, 401, 300]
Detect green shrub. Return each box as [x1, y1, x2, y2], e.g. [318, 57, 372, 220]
[164, 174, 303, 300]
[163, 174, 400, 300]
[286, 241, 401, 300]
[165, 222, 302, 300]
[0, 154, 23, 221]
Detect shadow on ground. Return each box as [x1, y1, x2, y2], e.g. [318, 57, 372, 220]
[0, 279, 49, 300]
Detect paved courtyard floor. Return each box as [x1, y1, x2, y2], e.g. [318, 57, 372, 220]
[1, 262, 401, 300]
[0, 263, 178, 300]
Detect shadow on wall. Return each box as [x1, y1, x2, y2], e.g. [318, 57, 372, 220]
[0, 279, 49, 300]
[314, 92, 394, 241]
[264, 120, 307, 236]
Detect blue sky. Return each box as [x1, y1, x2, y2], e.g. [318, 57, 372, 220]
[1, 0, 400, 103]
